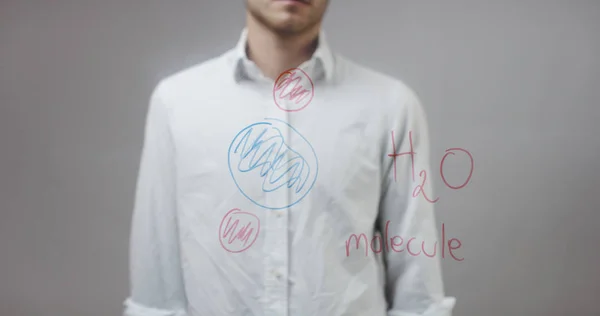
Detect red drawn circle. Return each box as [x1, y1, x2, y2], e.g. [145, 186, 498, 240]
[272, 68, 314, 112]
[218, 208, 260, 253]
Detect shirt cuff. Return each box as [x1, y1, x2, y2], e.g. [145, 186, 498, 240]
[123, 298, 187, 316]
[388, 297, 456, 316]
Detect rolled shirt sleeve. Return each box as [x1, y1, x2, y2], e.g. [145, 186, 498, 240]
[123, 84, 188, 316]
[378, 88, 456, 316]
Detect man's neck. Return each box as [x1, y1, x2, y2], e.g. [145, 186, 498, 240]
[246, 15, 320, 80]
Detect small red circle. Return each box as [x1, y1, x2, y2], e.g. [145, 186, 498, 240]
[218, 208, 260, 253]
[273, 68, 314, 112]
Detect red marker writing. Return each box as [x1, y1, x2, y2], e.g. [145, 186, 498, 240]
[273, 68, 314, 112]
[412, 169, 440, 203]
[440, 147, 474, 190]
[387, 130, 416, 183]
[388, 130, 474, 203]
[218, 208, 260, 253]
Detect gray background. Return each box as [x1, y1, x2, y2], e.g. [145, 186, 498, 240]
[1, 1, 599, 315]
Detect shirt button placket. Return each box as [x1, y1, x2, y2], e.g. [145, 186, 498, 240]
[264, 82, 290, 316]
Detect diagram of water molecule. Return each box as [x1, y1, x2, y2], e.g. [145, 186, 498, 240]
[219, 68, 317, 253]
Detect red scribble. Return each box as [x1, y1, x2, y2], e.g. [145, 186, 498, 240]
[440, 147, 474, 190]
[412, 169, 440, 203]
[344, 221, 463, 261]
[218, 208, 260, 253]
[387, 130, 416, 183]
[273, 68, 314, 112]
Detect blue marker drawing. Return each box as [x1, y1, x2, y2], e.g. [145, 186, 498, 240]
[228, 118, 318, 210]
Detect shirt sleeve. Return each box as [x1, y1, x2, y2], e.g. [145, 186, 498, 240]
[123, 85, 188, 316]
[377, 88, 456, 316]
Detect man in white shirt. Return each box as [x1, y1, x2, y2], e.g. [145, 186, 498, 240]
[124, 0, 456, 315]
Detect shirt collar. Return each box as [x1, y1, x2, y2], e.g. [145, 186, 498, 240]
[232, 28, 335, 83]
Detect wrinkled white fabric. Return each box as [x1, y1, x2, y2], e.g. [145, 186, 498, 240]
[124, 28, 456, 316]
[124, 298, 188, 316]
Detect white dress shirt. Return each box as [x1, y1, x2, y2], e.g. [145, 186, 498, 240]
[123, 29, 456, 316]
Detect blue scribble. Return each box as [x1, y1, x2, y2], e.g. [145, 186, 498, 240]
[228, 118, 318, 210]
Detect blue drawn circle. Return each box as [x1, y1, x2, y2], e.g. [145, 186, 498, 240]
[227, 118, 319, 210]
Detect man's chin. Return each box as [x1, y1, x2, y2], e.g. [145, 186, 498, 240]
[248, 8, 314, 36]
[269, 19, 310, 35]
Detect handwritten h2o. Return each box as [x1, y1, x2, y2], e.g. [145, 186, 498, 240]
[219, 208, 260, 253]
[273, 68, 315, 112]
[388, 130, 474, 203]
[228, 118, 319, 210]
